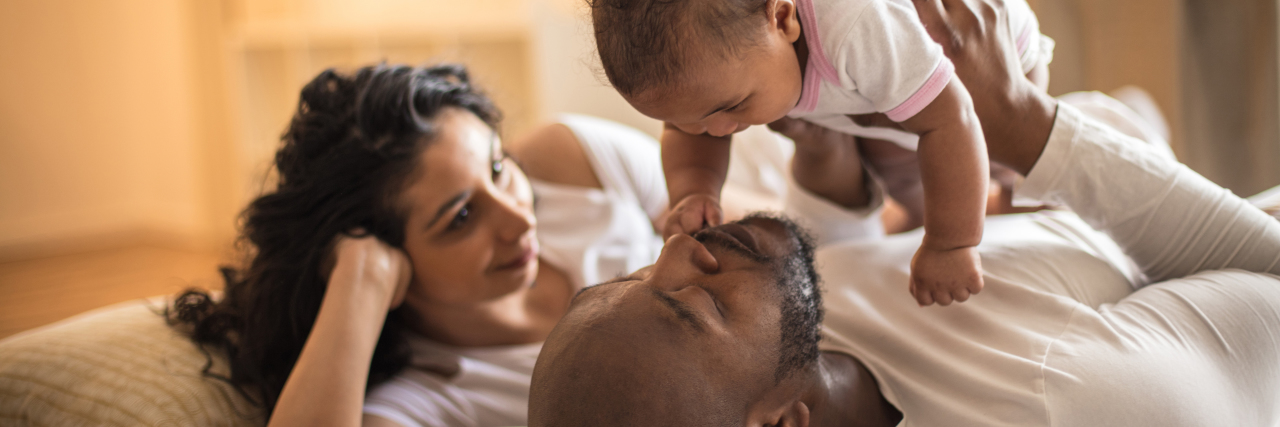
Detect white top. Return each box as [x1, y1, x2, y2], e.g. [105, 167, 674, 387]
[798, 103, 1280, 426]
[786, 0, 1050, 149]
[362, 114, 667, 427]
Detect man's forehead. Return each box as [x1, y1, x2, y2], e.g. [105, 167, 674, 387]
[572, 276, 635, 303]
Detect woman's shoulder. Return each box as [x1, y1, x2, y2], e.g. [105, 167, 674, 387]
[508, 121, 602, 189]
[511, 115, 662, 188]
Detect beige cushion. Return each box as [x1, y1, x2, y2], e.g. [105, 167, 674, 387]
[0, 299, 264, 426]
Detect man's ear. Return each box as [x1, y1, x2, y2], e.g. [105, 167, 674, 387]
[751, 400, 811, 427]
[769, 0, 803, 43]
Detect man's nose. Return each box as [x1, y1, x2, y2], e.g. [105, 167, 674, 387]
[648, 234, 719, 290]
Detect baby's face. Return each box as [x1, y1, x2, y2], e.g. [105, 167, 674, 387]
[627, 34, 804, 137]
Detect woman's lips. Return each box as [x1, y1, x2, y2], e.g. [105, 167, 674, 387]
[497, 240, 539, 271]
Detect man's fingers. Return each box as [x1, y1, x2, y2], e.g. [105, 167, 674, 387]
[912, 0, 948, 39]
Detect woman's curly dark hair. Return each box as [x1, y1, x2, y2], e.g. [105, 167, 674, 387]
[167, 63, 500, 415]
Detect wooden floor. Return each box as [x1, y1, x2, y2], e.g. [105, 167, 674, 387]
[0, 246, 226, 339]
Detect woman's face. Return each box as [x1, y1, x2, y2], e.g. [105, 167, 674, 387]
[397, 108, 538, 307]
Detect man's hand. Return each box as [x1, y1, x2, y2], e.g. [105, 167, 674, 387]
[853, 0, 1058, 175]
[910, 245, 984, 306]
[663, 193, 724, 238]
[909, 0, 1057, 175]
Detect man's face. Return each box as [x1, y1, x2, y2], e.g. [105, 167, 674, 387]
[530, 214, 822, 426]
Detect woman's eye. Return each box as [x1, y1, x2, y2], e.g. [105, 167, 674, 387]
[492, 157, 514, 189]
[446, 205, 471, 230]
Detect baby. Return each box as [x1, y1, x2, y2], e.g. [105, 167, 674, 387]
[590, 0, 1051, 306]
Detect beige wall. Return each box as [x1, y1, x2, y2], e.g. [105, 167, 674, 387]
[529, 0, 662, 137]
[0, 0, 640, 261]
[1031, 0, 1280, 195]
[1030, 0, 1184, 151]
[0, 0, 214, 258]
[2, 0, 1275, 261]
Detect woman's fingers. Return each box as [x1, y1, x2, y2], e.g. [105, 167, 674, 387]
[390, 248, 413, 309]
[331, 229, 415, 311]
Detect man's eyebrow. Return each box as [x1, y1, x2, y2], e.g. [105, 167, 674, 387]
[573, 277, 629, 301]
[649, 287, 706, 332]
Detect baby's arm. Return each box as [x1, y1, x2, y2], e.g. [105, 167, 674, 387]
[897, 78, 989, 306]
[661, 123, 732, 238]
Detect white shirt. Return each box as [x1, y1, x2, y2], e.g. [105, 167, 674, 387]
[787, 0, 1049, 149]
[797, 103, 1280, 426]
[362, 115, 666, 427]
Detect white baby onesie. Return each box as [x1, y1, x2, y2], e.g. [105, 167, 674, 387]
[786, 0, 1052, 150]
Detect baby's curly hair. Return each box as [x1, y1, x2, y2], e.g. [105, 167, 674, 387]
[590, 0, 771, 97]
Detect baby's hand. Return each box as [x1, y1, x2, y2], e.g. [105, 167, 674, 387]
[909, 245, 984, 306]
[663, 193, 724, 238]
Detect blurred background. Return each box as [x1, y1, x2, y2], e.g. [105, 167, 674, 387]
[1, 0, 1278, 337]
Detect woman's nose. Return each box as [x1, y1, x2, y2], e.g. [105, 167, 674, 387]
[493, 193, 535, 243]
[648, 234, 719, 290]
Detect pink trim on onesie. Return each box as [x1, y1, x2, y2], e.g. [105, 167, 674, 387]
[1016, 23, 1034, 55]
[884, 58, 954, 122]
[789, 0, 840, 115]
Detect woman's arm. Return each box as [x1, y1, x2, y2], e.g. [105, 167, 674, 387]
[508, 123, 603, 190]
[268, 235, 410, 427]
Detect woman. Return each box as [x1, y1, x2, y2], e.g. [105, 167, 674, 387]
[169, 63, 667, 426]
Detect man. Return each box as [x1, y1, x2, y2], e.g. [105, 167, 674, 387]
[528, 0, 1280, 425]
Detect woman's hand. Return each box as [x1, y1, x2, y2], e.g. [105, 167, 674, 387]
[269, 231, 411, 427]
[329, 232, 412, 312]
